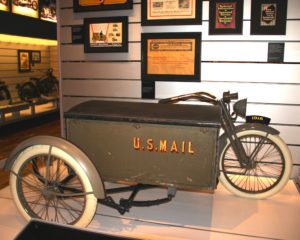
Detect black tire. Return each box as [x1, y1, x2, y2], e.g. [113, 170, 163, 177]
[0, 86, 11, 103]
[219, 129, 292, 199]
[18, 82, 40, 102]
[10, 145, 97, 227]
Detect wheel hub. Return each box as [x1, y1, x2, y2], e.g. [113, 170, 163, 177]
[42, 182, 62, 200]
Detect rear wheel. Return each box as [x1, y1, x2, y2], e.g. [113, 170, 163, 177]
[10, 145, 97, 227]
[219, 130, 292, 199]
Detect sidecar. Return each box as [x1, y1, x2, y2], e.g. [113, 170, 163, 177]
[5, 100, 221, 227]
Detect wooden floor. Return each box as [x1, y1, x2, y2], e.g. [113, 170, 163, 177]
[0, 117, 61, 188]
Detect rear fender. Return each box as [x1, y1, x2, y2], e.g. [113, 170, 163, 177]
[4, 135, 105, 199]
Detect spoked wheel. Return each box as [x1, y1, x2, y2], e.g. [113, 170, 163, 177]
[219, 130, 292, 199]
[18, 82, 40, 102]
[0, 86, 11, 103]
[10, 145, 97, 227]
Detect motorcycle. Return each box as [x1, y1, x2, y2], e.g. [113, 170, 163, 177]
[4, 90, 292, 227]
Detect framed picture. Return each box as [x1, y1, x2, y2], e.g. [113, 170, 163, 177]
[18, 50, 31, 72]
[141, 0, 202, 26]
[31, 51, 41, 64]
[141, 32, 201, 82]
[84, 17, 128, 53]
[251, 0, 287, 35]
[209, 0, 244, 35]
[12, 0, 39, 18]
[0, 0, 10, 12]
[73, 0, 133, 12]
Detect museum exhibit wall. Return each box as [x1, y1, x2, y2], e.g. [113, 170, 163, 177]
[0, 42, 58, 102]
[58, 0, 300, 177]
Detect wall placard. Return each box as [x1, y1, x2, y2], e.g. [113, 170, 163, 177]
[141, 32, 201, 82]
[18, 50, 31, 72]
[251, 0, 287, 35]
[141, 0, 202, 26]
[84, 16, 128, 53]
[209, 0, 244, 35]
[31, 50, 41, 64]
[73, 0, 133, 12]
[72, 25, 84, 44]
[268, 42, 285, 63]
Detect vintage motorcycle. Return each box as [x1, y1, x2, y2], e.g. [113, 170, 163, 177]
[16, 68, 59, 102]
[4, 91, 292, 227]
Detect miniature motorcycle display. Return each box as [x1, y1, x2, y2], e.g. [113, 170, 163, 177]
[13, 0, 38, 10]
[4, 91, 292, 227]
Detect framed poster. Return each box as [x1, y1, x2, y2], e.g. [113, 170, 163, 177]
[84, 17, 128, 53]
[18, 50, 31, 72]
[251, 0, 287, 35]
[40, 0, 57, 22]
[31, 50, 41, 64]
[141, 0, 202, 26]
[73, 0, 133, 12]
[0, 0, 10, 12]
[141, 32, 201, 82]
[209, 0, 243, 35]
[12, 0, 39, 18]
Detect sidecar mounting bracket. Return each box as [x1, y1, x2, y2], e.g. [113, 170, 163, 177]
[98, 184, 176, 215]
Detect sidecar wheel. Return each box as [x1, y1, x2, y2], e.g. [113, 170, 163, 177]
[219, 130, 292, 199]
[10, 145, 97, 227]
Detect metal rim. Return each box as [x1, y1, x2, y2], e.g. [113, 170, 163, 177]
[222, 134, 285, 194]
[16, 152, 87, 225]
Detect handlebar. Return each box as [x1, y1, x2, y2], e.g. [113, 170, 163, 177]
[159, 91, 239, 105]
[159, 92, 217, 104]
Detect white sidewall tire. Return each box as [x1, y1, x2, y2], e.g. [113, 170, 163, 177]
[219, 130, 292, 199]
[10, 145, 98, 227]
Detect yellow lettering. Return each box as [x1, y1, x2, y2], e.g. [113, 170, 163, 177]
[188, 141, 194, 154]
[181, 141, 185, 153]
[147, 138, 154, 151]
[170, 141, 178, 153]
[133, 137, 141, 150]
[159, 140, 167, 152]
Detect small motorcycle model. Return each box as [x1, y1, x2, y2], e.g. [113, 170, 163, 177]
[13, 0, 38, 10]
[16, 68, 59, 102]
[4, 91, 292, 227]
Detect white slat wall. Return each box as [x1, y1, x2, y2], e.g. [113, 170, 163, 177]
[58, 0, 300, 177]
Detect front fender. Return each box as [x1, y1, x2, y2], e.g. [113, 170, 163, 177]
[219, 123, 280, 151]
[4, 135, 105, 199]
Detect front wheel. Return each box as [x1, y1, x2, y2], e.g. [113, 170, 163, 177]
[10, 145, 97, 227]
[219, 130, 292, 199]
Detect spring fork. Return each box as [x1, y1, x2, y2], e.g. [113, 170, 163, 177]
[220, 100, 249, 167]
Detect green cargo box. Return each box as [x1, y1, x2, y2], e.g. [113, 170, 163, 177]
[65, 100, 221, 191]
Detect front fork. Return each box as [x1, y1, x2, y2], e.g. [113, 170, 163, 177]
[220, 101, 249, 168]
